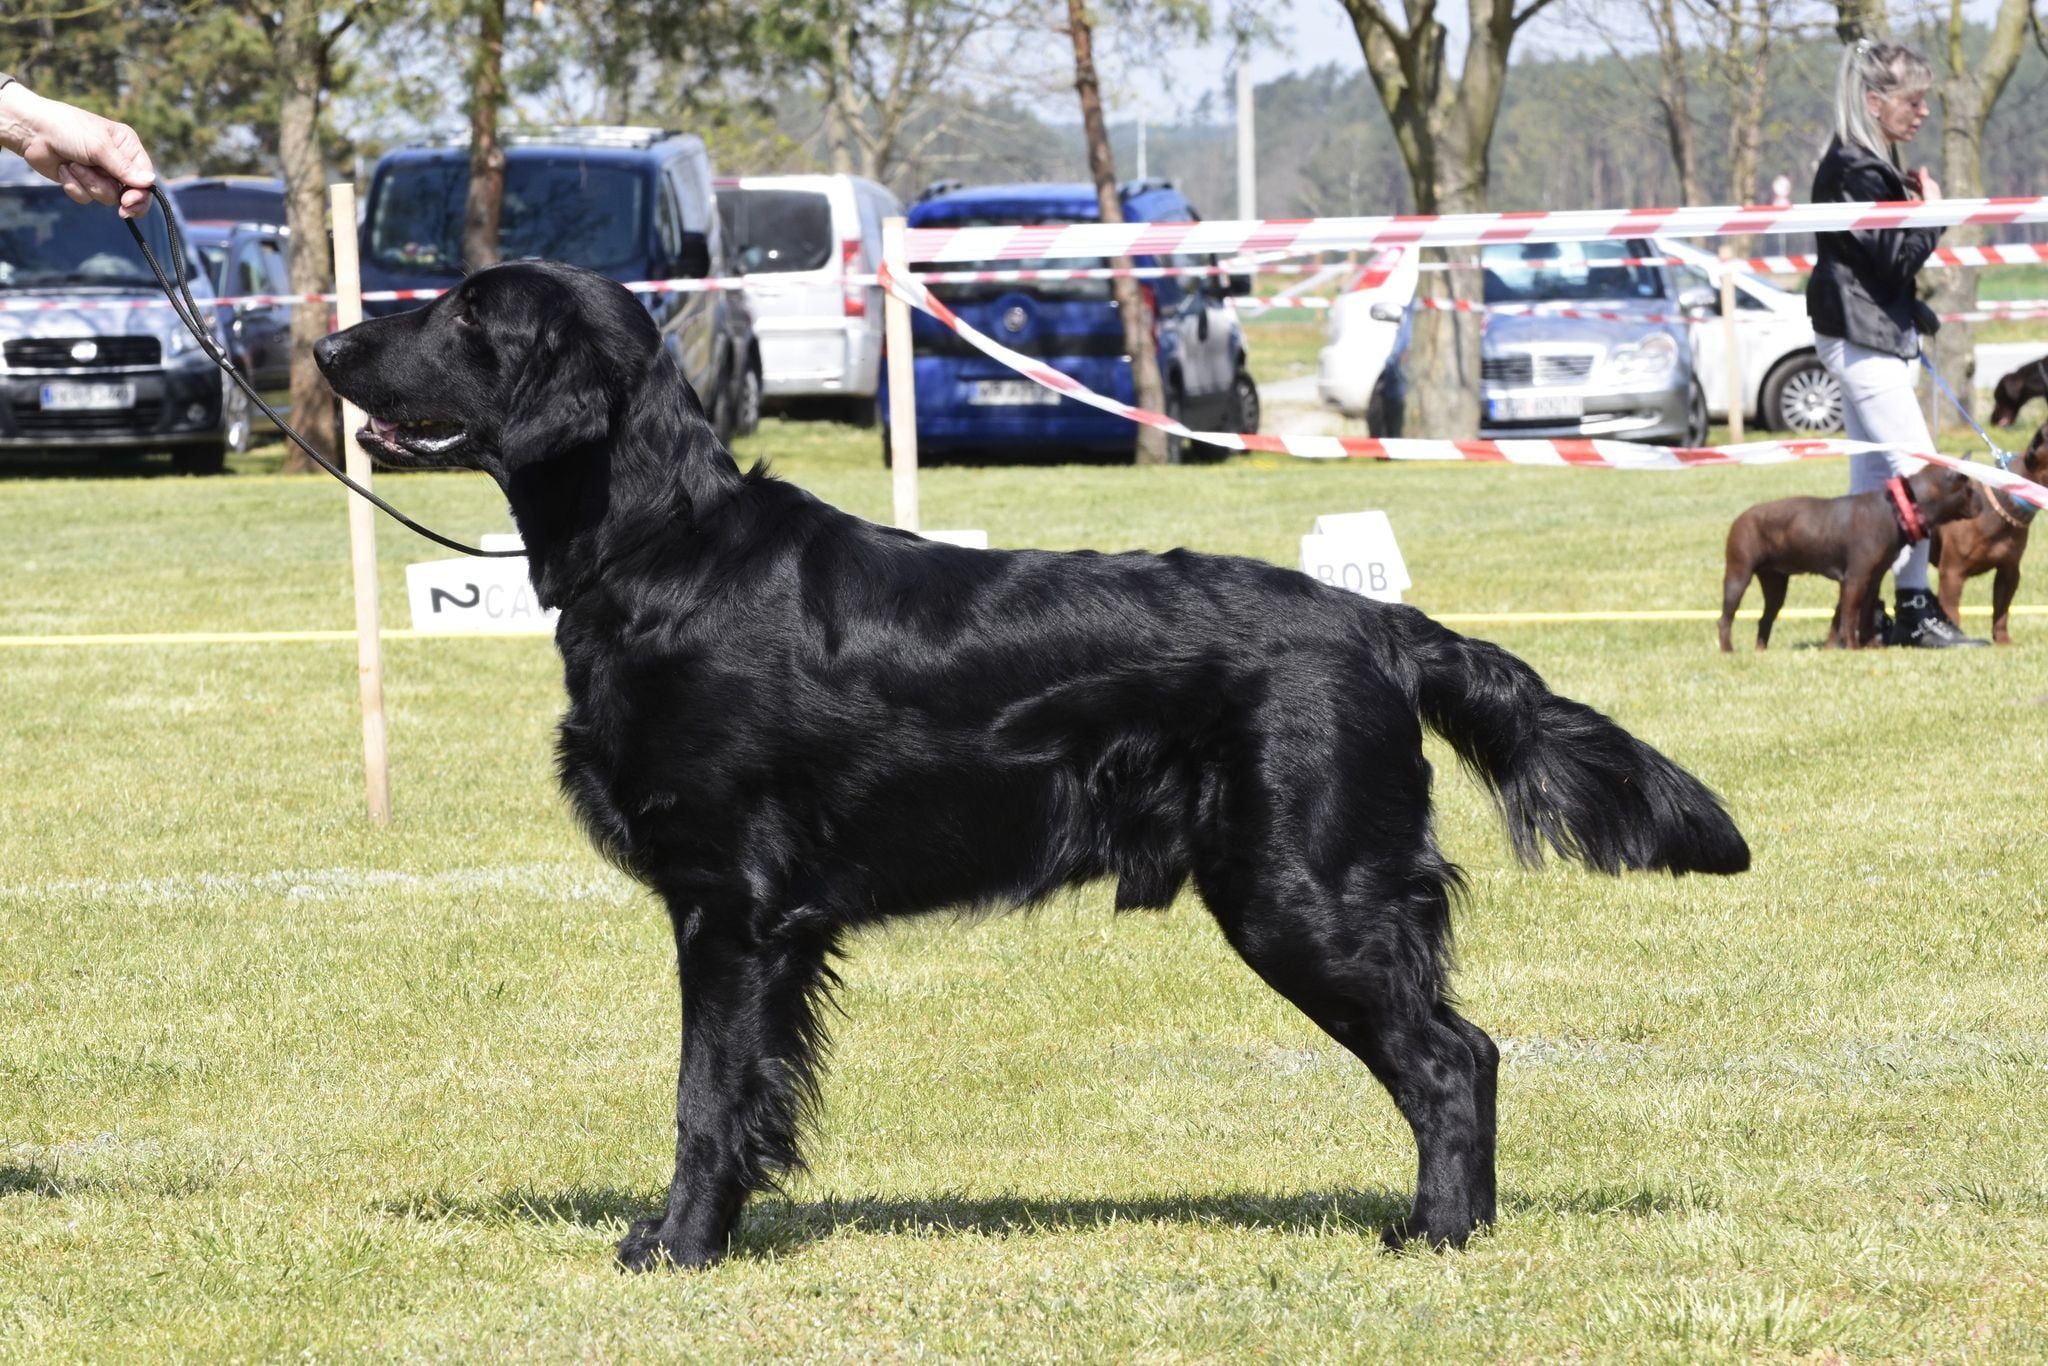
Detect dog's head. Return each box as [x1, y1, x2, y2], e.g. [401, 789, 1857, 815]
[314, 260, 665, 479]
[2024, 423, 2048, 481]
[1906, 465, 1981, 526]
[1989, 359, 2047, 428]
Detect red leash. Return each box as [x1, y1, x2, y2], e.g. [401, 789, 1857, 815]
[1884, 476, 1928, 543]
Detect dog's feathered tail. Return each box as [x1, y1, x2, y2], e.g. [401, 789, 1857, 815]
[1393, 609, 1750, 876]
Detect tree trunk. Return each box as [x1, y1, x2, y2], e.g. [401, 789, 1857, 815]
[1927, 0, 2031, 432]
[1342, 0, 1531, 439]
[463, 0, 507, 269]
[276, 0, 338, 473]
[826, 16, 856, 175]
[1065, 0, 1169, 464]
[1652, 0, 1700, 207]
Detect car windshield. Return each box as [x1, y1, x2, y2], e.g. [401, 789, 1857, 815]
[0, 186, 178, 290]
[367, 156, 648, 272]
[729, 189, 832, 274]
[922, 214, 1113, 302]
[1481, 239, 1665, 304]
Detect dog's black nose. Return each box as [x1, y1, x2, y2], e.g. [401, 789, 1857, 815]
[313, 333, 344, 375]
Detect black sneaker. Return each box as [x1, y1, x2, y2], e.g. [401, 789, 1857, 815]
[1894, 590, 1989, 648]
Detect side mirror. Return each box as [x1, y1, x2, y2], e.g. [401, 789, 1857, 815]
[1678, 285, 1719, 318]
[672, 231, 713, 279]
[1222, 271, 1253, 297]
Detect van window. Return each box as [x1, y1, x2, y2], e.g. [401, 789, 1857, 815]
[669, 155, 711, 234]
[368, 156, 648, 272]
[734, 189, 833, 273]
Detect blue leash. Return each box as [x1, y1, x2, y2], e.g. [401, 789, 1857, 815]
[1917, 349, 2016, 470]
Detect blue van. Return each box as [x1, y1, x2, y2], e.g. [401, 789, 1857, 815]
[885, 180, 1258, 462]
[359, 127, 757, 443]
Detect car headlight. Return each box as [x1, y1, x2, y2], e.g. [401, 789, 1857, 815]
[165, 325, 197, 357]
[1600, 332, 1678, 385]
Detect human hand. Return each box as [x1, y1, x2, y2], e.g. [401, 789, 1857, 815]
[1912, 167, 1943, 203]
[3, 85, 155, 218]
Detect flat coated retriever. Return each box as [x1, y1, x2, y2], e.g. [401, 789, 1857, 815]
[315, 260, 1750, 1271]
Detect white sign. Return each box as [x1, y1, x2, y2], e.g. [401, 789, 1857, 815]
[405, 554, 557, 633]
[1299, 510, 1409, 603]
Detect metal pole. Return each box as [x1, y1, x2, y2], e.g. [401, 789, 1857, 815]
[330, 181, 390, 825]
[1717, 250, 1744, 442]
[882, 216, 920, 532]
[1235, 42, 1255, 221]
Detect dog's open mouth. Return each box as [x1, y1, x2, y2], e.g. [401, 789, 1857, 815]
[360, 414, 468, 458]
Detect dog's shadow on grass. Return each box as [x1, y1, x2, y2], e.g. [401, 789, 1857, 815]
[379, 1181, 1706, 1256]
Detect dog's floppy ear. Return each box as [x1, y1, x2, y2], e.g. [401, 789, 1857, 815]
[497, 318, 613, 468]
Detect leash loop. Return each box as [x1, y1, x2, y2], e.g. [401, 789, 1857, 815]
[122, 186, 520, 557]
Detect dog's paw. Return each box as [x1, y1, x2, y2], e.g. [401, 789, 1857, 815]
[615, 1217, 723, 1272]
[1379, 1217, 1473, 1253]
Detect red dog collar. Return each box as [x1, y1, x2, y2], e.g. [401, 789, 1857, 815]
[1885, 475, 1928, 543]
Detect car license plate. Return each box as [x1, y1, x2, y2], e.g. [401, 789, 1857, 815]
[970, 379, 1059, 406]
[40, 381, 137, 412]
[1488, 394, 1583, 421]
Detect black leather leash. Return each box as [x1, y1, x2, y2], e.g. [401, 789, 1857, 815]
[123, 184, 519, 557]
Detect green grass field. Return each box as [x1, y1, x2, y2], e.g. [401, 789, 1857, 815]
[4, 409, 2048, 1360]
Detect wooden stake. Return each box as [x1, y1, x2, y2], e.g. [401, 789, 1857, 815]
[882, 215, 920, 531]
[330, 181, 391, 826]
[1717, 249, 1745, 442]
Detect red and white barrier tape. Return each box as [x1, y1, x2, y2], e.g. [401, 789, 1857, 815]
[877, 261, 2048, 511]
[1416, 242, 2048, 276]
[905, 198, 2048, 264]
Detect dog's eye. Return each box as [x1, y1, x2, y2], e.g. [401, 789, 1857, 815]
[452, 301, 475, 327]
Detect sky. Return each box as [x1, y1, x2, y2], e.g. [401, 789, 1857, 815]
[1105, 0, 2018, 124]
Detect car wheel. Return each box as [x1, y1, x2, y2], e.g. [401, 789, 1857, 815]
[223, 377, 254, 454]
[1159, 379, 1187, 465]
[1365, 371, 1402, 438]
[1685, 378, 1711, 447]
[1230, 366, 1260, 435]
[1762, 353, 1843, 433]
[736, 363, 763, 438]
[173, 442, 227, 475]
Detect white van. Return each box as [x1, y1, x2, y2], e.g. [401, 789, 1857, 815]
[717, 173, 901, 422]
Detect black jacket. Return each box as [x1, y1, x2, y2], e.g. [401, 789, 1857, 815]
[1806, 137, 1943, 359]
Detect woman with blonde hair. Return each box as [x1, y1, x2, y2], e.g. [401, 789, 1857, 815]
[1807, 39, 1985, 647]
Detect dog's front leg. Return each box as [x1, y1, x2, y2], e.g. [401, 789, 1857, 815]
[618, 916, 836, 1272]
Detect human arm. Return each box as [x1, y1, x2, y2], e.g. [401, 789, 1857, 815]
[1831, 156, 1942, 288]
[0, 75, 155, 218]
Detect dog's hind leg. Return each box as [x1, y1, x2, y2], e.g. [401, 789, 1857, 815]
[617, 915, 838, 1272]
[1195, 711, 1491, 1246]
[1753, 569, 1788, 650]
[1719, 562, 1753, 653]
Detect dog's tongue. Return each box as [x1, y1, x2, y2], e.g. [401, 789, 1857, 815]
[367, 416, 398, 441]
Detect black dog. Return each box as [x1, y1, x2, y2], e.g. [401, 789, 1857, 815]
[315, 261, 1749, 1271]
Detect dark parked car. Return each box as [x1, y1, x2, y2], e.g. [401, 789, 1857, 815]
[1, 156, 231, 470]
[208, 223, 294, 452]
[881, 179, 1257, 463]
[359, 126, 755, 443]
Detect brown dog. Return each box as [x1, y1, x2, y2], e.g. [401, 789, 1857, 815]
[1719, 466, 1980, 651]
[1933, 425, 2046, 644]
[1989, 355, 2048, 428]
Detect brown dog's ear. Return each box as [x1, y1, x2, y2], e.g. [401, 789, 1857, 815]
[497, 320, 613, 468]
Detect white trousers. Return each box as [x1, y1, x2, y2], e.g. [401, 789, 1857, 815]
[1815, 333, 1930, 591]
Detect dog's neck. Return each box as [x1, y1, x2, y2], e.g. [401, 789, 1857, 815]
[501, 364, 744, 611]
